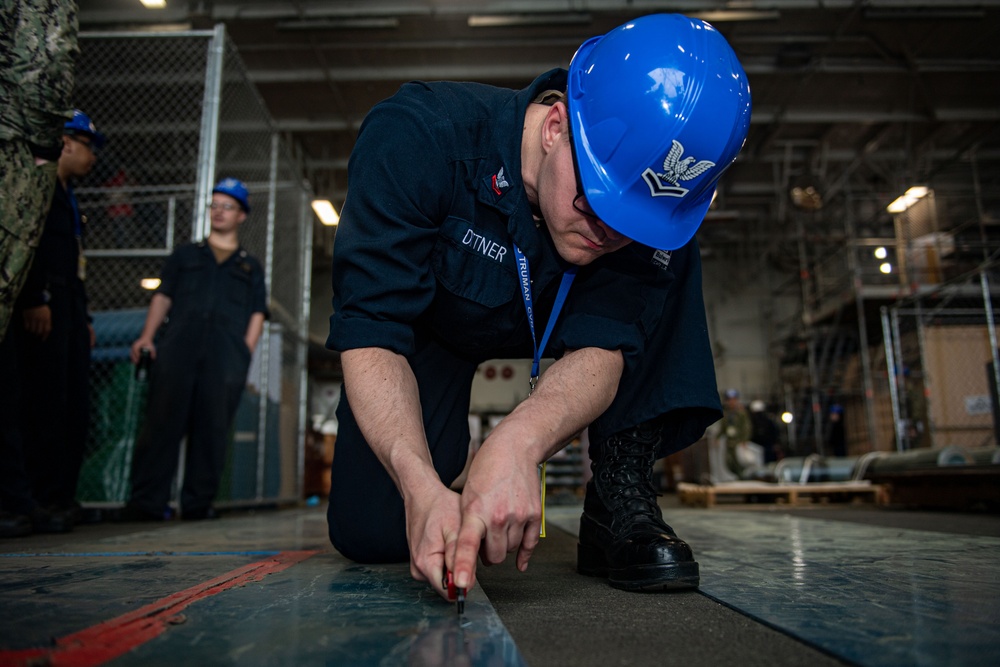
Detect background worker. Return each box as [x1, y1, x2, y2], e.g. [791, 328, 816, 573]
[749, 399, 783, 463]
[721, 388, 754, 477]
[0, 0, 79, 342]
[0, 110, 100, 538]
[17, 110, 104, 521]
[123, 178, 267, 521]
[325, 14, 751, 598]
[827, 404, 847, 458]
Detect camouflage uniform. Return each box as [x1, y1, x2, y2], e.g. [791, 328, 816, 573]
[0, 0, 79, 342]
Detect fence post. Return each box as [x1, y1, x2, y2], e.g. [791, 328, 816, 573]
[882, 306, 905, 452]
[252, 133, 280, 500]
[982, 270, 1000, 416]
[194, 23, 226, 240]
[297, 187, 315, 501]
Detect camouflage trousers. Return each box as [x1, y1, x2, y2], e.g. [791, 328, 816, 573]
[0, 139, 57, 342]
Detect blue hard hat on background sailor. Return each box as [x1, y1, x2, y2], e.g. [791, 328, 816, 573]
[212, 177, 250, 214]
[63, 109, 107, 151]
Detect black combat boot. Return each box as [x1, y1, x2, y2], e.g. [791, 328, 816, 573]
[577, 422, 699, 591]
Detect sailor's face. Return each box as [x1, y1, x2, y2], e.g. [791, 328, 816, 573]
[209, 194, 246, 231]
[540, 135, 631, 266]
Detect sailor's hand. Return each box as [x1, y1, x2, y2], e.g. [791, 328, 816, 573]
[452, 441, 542, 591]
[405, 482, 464, 601]
[22, 305, 52, 341]
[129, 338, 156, 364]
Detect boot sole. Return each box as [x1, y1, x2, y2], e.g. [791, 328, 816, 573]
[577, 543, 700, 591]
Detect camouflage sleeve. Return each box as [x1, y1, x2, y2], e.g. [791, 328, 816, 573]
[0, 1, 79, 158]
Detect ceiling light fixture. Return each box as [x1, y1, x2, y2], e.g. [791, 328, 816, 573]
[276, 18, 400, 30]
[141, 278, 161, 290]
[468, 13, 591, 28]
[140, 0, 167, 8]
[312, 199, 340, 226]
[886, 186, 929, 214]
[692, 10, 780, 22]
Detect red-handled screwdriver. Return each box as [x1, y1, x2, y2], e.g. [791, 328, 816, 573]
[442, 567, 466, 615]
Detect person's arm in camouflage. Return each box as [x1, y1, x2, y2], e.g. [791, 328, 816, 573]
[3, 1, 80, 161]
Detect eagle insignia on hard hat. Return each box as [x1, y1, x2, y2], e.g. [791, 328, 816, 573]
[642, 140, 716, 198]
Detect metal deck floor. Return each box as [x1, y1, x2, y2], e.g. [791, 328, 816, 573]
[0, 501, 998, 666]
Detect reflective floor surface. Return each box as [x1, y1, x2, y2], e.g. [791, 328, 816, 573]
[548, 505, 1000, 667]
[0, 511, 526, 667]
[3, 504, 998, 666]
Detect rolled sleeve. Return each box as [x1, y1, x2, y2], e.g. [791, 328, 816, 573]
[551, 245, 670, 363]
[557, 312, 645, 360]
[327, 84, 453, 357]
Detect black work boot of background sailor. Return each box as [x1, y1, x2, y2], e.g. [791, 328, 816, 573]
[577, 418, 700, 591]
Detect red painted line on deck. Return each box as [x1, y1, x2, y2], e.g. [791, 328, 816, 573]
[0, 549, 318, 667]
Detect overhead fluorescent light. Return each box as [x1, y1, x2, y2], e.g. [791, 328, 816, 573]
[692, 10, 780, 22]
[864, 8, 984, 20]
[277, 18, 400, 30]
[886, 186, 929, 214]
[468, 13, 591, 28]
[140, 0, 167, 8]
[312, 199, 340, 226]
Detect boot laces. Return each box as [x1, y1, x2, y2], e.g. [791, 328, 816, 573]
[602, 445, 666, 530]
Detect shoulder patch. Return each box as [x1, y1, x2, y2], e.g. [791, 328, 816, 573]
[486, 166, 510, 197]
[651, 249, 673, 270]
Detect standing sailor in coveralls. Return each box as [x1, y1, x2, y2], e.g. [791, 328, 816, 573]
[326, 15, 752, 597]
[17, 110, 105, 520]
[124, 178, 267, 521]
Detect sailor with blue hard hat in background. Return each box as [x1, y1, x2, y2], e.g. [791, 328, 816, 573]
[14, 110, 105, 525]
[324, 13, 751, 601]
[121, 177, 268, 522]
[0, 108, 104, 537]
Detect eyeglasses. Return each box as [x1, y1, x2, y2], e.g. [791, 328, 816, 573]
[209, 202, 239, 212]
[567, 126, 598, 221]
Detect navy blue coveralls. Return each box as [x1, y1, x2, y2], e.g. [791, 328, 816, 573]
[16, 180, 92, 510]
[129, 241, 267, 516]
[0, 180, 90, 514]
[326, 70, 722, 563]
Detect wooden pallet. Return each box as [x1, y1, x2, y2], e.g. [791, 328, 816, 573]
[676, 481, 887, 508]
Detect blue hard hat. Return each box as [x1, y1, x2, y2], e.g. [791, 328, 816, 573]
[568, 14, 752, 250]
[212, 177, 250, 213]
[64, 109, 106, 150]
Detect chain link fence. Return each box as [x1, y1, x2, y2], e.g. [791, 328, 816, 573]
[72, 26, 312, 509]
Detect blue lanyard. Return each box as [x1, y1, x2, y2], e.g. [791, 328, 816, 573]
[513, 243, 576, 393]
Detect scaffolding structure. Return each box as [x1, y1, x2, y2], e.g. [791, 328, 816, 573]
[777, 155, 1000, 456]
